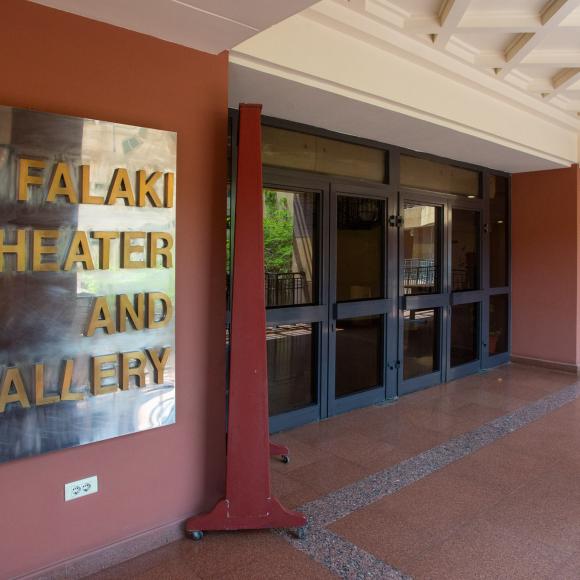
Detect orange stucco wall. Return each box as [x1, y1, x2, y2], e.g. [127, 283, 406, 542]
[512, 165, 580, 365]
[577, 166, 580, 364]
[0, 1, 227, 577]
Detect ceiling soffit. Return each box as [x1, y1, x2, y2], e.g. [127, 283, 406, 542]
[303, 0, 580, 127]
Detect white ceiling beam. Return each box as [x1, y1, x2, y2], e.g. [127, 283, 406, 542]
[475, 51, 505, 68]
[474, 48, 580, 69]
[560, 11, 580, 25]
[447, 36, 479, 62]
[459, 12, 541, 32]
[541, 0, 577, 23]
[404, 15, 440, 34]
[497, 0, 580, 78]
[527, 78, 558, 93]
[544, 67, 580, 100]
[364, 0, 409, 28]
[521, 50, 580, 65]
[504, 69, 534, 90]
[558, 99, 580, 110]
[433, 0, 472, 49]
[406, 12, 543, 34]
[482, 50, 580, 68]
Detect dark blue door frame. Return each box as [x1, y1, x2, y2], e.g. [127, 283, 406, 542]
[327, 181, 396, 416]
[259, 170, 510, 432]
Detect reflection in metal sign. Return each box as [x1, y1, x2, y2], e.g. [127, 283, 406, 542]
[0, 106, 176, 463]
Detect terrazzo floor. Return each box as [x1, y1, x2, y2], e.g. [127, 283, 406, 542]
[90, 363, 580, 579]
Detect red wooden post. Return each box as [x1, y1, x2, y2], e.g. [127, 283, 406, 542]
[185, 104, 306, 536]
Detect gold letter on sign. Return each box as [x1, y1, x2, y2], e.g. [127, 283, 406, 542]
[86, 297, 115, 336]
[147, 347, 171, 384]
[148, 232, 174, 268]
[118, 293, 145, 332]
[18, 158, 46, 201]
[0, 367, 31, 413]
[164, 172, 175, 208]
[107, 168, 136, 206]
[91, 231, 119, 270]
[64, 231, 95, 271]
[32, 230, 59, 272]
[80, 165, 104, 205]
[147, 292, 173, 329]
[137, 170, 163, 207]
[121, 351, 147, 390]
[0, 229, 26, 272]
[47, 162, 78, 203]
[60, 359, 84, 401]
[92, 354, 118, 395]
[34, 363, 60, 406]
[122, 231, 146, 269]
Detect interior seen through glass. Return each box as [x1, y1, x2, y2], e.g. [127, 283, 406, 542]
[452, 209, 480, 291]
[335, 315, 382, 397]
[403, 308, 439, 380]
[262, 126, 387, 182]
[267, 323, 316, 416]
[450, 303, 479, 368]
[400, 155, 480, 198]
[403, 203, 440, 295]
[490, 294, 509, 355]
[337, 196, 384, 302]
[490, 175, 508, 288]
[263, 189, 318, 308]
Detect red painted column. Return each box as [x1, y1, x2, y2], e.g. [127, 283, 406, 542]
[186, 104, 306, 534]
[512, 165, 580, 368]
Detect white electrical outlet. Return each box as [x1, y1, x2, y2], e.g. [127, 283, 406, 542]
[64, 475, 98, 502]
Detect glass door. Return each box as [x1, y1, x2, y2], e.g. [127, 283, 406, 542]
[485, 174, 510, 367]
[263, 170, 329, 431]
[328, 183, 397, 414]
[398, 192, 447, 395]
[398, 189, 485, 394]
[447, 202, 484, 380]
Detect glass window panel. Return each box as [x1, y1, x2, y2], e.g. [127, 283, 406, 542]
[490, 175, 508, 288]
[450, 303, 479, 368]
[489, 294, 509, 355]
[262, 127, 317, 173]
[263, 189, 318, 307]
[335, 315, 382, 397]
[267, 323, 316, 416]
[401, 155, 480, 197]
[262, 126, 386, 182]
[404, 308, 440, 380]
[337, 196, 384, 302]
[403, 203, 440, 295]
[452, 209, 480, 291]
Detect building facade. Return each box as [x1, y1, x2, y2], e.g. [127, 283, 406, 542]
[2, 0, 580, 577]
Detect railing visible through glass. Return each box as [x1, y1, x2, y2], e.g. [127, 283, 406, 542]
[403, 203, 440, 295]
[263, 188, 318, 308]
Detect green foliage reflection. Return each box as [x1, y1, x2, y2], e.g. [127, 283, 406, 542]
[263, 190, 293, 273]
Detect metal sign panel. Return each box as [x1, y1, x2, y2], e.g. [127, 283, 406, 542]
[0, 106, 176, 463]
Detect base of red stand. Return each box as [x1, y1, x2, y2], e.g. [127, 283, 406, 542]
[269, 441, 290, 463]
[185, 496, 306, 535]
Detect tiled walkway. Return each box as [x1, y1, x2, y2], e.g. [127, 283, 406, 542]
[91, 364, 580, 579]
